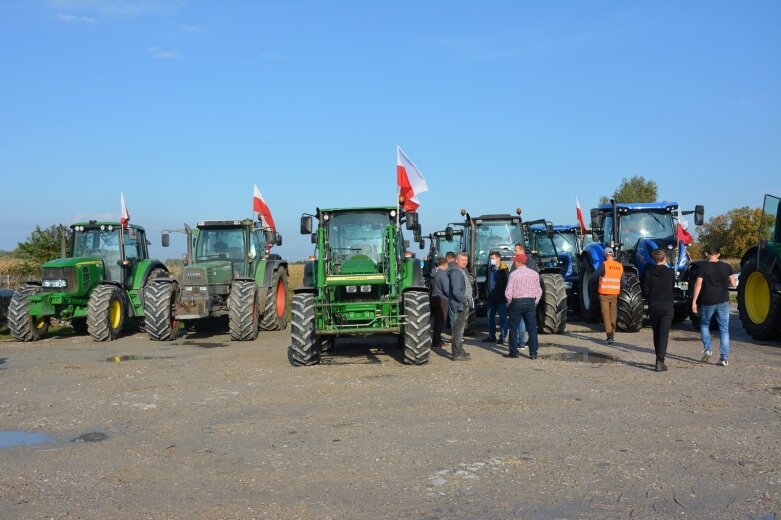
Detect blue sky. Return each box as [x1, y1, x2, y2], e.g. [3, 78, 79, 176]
[1, 1, 779, 261]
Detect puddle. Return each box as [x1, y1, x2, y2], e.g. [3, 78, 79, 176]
[0, 431, 54, 449]
[106, 355, 173, 363]
[71, 432, 108, 443]
[539, 351, 616, 364]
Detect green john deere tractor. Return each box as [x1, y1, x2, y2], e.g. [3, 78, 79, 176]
[8, 221, 169, 342]
[291, 206, 430, 365]
[738, 194, 781, 340]
[143, 218, 289, 341]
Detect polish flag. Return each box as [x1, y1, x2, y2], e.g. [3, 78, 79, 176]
[676, 206, 693, 246]
[253, 184, 276, 231]
[120, 192, 130, 229]
[396, 146, 428, 212]
[576, 197, 587, 234]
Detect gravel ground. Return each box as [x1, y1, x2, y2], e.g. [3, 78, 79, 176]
[0, 302, 779, 520]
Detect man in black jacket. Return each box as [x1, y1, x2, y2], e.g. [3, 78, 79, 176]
[642, 249, 674, 372]
[483, 250, 510, 344]
[448, 252, 473, 361]
[430, 257, 450, 349]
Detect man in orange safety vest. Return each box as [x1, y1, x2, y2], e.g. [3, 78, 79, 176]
[594, 247, 624, 345]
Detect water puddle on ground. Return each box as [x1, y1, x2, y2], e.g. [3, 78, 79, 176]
[538, 350, 616, 364]
[0, 431, 54, 449]
[72, 432, 108, 443]
[106, 355, 174, 363]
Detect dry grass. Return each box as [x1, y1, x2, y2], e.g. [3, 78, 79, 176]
[288, 263, 305, 289]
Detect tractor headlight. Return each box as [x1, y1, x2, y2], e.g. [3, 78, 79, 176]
[346, 286, 357, 293]
[360, 285, 371, 293]
[42, 279, 67, 288]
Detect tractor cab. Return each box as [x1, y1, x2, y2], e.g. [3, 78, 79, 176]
[70, 222, 149, 285]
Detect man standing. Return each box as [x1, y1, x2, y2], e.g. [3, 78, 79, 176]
[512, 243, 539, 272]
[448, 252, 473, 361]
[504, 253, 542, 359]
[593, 247, 623, 345]
[430, 257, 450, 350]
[482, 250, 509, 345]
[642, 249, 674, 372]
[692, 246, 737, 366]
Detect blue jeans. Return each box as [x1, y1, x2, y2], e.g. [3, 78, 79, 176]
[509, 298, 538, 356]
[699, 302, 730, 360]
[487, 299, 508, 340]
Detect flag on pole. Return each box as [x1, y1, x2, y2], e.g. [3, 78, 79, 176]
[676, 206, 693, 246]
[396, 146, 428, 212]
[576, 197, 587, 234]
[120, 192, 130, 229]
[253, 184, 276, 231]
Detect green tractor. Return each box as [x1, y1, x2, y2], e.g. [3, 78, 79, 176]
[143, 218, 289, 341]
[738, 194, 781, 340]
[8, 221, 169, 342]
[291, 206, 430, 365]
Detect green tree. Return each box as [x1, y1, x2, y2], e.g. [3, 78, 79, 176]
[14, 225, 64, 274]
[695, 206, 763, 259]
[600, 176, 658, 204]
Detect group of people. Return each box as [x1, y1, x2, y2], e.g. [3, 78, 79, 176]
[429, 242, 737, 370]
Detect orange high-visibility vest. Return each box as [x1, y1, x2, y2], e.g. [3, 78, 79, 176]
[598, 259, 623, 295]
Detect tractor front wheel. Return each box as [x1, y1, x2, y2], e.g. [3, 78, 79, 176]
[538, 273, 568, 334]
[290, 293, 319, 366]
[738, 257, 781, 340]
[144, 281, 179, 341]
[229, 281, 259, 341]
[88, 284, 126, 341]
[8, 285, 49, 342]
[260, 268, 289, 331]
[578, 259, 601, 323]
[402, 291, 431, 365]
[617, 272, 644, 332]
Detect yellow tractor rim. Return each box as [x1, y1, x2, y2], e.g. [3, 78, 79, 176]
[745, 271, 770, 325]
[109, 299, 122, 329]
[33, 317, 47, 330]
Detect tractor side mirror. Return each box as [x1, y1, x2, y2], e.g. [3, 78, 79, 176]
[264, 230, 275, 244]
[445, 226, 454, 242]
[162, 233, 170, 247]
[419, 239, 425, 249]
[275, 233, 283, 246]
[405, 212, 418, 230]
[694, 205, 704, 226]
[590, 209, 603, 230]
[300, 216, 313, 235]
[546, 223, 554, 238]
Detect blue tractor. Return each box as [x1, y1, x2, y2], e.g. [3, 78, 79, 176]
[527, 223, 590, 311]
[579, 200, 704, 331]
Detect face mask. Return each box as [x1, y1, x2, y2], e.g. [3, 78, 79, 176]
[490, 259, 498, 266]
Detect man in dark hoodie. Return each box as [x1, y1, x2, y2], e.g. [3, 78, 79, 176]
[642, 249, 674, 372]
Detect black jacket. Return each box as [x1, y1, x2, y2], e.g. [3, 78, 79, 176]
[642, 264, 674, 304]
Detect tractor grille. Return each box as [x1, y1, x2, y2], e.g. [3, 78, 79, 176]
[41, 266, 78, 293]
[184, 268, 207, 285]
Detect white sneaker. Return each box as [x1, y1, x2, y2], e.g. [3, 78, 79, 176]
[701, 350, 712, 362]
[520, 344, 528, 350]
[716, 359, 728, 366]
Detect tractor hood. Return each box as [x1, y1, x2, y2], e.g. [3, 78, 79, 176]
[326, 254, 386, 286]
[39, 256, 104, 295]
[338, 254, 378, 275]
[182, 261, 233, 286]
[43, 256, 104, 269]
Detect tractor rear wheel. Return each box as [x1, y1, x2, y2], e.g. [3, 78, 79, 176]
[260, 268, 289, 331]
[291, 293, 319, 365]
[738, 257, 781, 340]
[538, 273, 568, 334]
[8, 285, 49, 341]
[144, 281, 179, 341]
[402, 291, 431, 365]
[88, 284, 126, 341]
[578, 259, 601, 323]
[229, 280, 259, 341]
[617, 272, 644, 332]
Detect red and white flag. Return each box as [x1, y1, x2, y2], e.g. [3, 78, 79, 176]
[253, 184, 276, 231]
[676, 206, 693, 246]
[576, 197, 587, 234]
[396, 146, 428, 212]
[120, 192, 130, 229]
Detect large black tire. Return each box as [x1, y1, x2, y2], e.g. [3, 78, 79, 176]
[8, 285, 49, 341]
[617, 272, 644, 332]
[290, 293, 319, 366]
[402, 291, 431, 365]
[578, 259, 601, 323]
[260, 268, 289, 331]
[138, 267, 169, 332]
[228, 280, 259, 341]
[144, 281, 179, 341]
[88, 284, 126, 341]
[672, 304, 688, 323]
[538, 273, 568, 334]
[737, 257, 781, 340]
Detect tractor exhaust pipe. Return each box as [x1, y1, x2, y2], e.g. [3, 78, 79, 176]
[610, 198, 619, 251]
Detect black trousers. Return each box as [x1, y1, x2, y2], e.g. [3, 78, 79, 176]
[648, 302, 673, 362]
[431, 296, 449, 346]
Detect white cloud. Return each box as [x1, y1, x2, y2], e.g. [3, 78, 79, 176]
[57, 13, 96, 23]
[146, 46, 182, 59]
[49, 0, 184, 19]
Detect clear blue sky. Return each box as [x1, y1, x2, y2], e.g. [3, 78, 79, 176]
[1, 1, 779, 261]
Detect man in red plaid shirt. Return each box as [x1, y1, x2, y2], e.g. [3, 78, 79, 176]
[504, 253, 542, 359]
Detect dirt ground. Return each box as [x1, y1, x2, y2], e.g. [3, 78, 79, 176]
[0, 303, 779, 520]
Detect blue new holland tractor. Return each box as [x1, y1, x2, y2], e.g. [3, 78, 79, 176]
[579, 200, 704, 331]
[528, 223, 590, 311]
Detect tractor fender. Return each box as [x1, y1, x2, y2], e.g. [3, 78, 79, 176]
[582, 243, 606, 271]
[740, 246, 760, 268]
[539, 266, 563, 276]
[130, 260, 169, 291]
[254, 259, 288, 310]
[293, 287, 316, 295]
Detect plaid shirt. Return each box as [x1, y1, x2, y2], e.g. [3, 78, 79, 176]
[505, 265, 542, 305]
